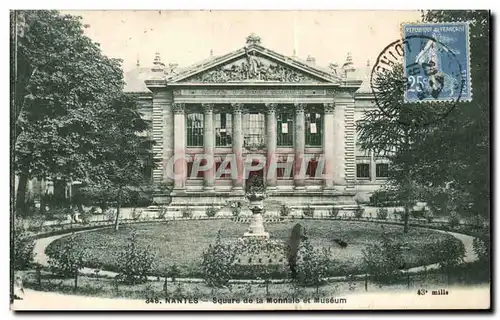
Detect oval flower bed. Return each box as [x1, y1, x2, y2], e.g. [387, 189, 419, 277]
[45, 219, 462, 279]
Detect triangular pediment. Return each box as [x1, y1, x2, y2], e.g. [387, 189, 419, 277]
[167, 45, 339, 84]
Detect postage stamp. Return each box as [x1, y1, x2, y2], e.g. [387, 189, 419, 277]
[402, 22, 472, 103]
[10, 10, 490, 312]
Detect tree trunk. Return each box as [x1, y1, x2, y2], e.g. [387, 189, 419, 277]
[403, 205, 410, 233]
[74, 273, 78, 291]
[163, 278, 168, 299]
[39, 178, 47, 215]
[403, 129, 412, 234]
[114, 186, 123, 231]
[15, 171, 29, 216]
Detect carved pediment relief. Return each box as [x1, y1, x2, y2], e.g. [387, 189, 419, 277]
[183, 49, 327, 83]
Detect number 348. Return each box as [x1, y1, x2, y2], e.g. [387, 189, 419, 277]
[406, 76, 428, 92]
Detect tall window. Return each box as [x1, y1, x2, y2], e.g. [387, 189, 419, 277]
[215, 113, 232, 147]
[277, 112, 294, 147]
[305, 112, 323, 146]
[356, 163, 370, 179]
[186, 113, 204, 147]
[243, 112, 265, 148]
[376, 163, 389, 178]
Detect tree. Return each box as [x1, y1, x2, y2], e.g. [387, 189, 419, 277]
[357, 64, 429, 233]
[295, 240, 331, 295]
[89, 93, 155, 231]
[13, 220, 35, 270]
[201, 230, 236, 291]
[47, 234, 88, 291]
[116, 232, 156, 284]
[12, 10, 125, 214]
[358, 11, 490, 230]
[362, 226, 404, 283]
[415, 10, 490, 220]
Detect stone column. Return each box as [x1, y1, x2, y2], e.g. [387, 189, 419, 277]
[323, 103, 335, 190]
[231, 103, 244, 192]
[370, 150, 376, 183]
[202, 103, 215, 191]
[294, 103, 306, 190]
[173, 103, 186, 191]
[265, 103, 277, 190]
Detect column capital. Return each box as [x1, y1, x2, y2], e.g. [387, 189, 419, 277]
[202, 103, 214, 114]
[294, 103, 306, 113]
[323, 103, 335, 114]
[265, 103, 277, 114]
[231, 103, 243, 114]
[172, 103, 185, 115]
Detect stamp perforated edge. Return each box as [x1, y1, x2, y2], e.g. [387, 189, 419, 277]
[400, 21, 473, 104]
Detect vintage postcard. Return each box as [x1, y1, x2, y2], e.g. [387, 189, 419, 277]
[10, 9, 490, 311]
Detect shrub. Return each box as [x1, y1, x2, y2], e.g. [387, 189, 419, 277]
[157, 205, 168, 219]
[105, 209, 117, 222]
[302, 205, 314, 218]
[172, 282, 186, 299]
[376, 208, 389, 220]
[437, 237, 466, 270]
[473, 237, 490, 265]
[369, 190, 402, 207]
[296, 241, 331, 292]
[354, 205, 365, 219]
[410, 210, 426, 219]
[79, 212, 92, 225]
[231, 204, 241, 217]
[131, 208, 143, 220]
[116, 233, 156, 284]
[13, 221, 35, 270]
[393, 209, 404, 221]
[47, 234, 88, 290]
[279, 204, 291, 217]
[205, 206, 218, 218]
[182, 207, 193, 218]
[465, 215, 487, 229]
[448, 211, 460, 228]
[328, 207, 340, 218]
[201, 230, 237, 289]
[26, 214, 46, 232]
[362, 226, 403, 282]
[125, 188, 153, 208]
[424, 210, 434, 223]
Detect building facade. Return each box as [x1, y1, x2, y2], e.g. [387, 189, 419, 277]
[125, 34, 387, 213]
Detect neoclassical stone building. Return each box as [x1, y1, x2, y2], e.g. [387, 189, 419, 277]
[124, 34, 387, 212]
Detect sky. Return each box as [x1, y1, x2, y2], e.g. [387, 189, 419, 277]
[64, 10, 422, 73]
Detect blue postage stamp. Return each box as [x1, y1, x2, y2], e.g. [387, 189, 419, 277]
[402, 22, 471, 103]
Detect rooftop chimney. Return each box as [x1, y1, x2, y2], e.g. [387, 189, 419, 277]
[342, 52, 356, 77]
[152, 52, 164, 72]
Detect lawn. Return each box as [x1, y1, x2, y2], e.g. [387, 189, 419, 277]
[46, 219, 461, 278]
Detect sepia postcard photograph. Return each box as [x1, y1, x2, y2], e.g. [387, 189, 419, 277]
[9, 8, 491, 311]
